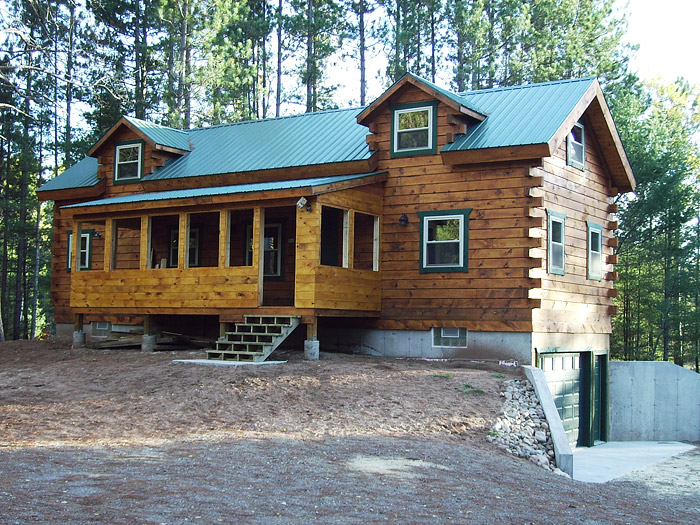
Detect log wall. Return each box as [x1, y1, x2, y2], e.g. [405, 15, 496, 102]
[368, 84, 541, 332]
[531, 118, 617, 339]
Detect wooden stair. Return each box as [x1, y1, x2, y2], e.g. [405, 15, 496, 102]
[207, 315, 300, 362]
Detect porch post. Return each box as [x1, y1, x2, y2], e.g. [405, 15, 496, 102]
[304, 317, 319, 360]
[103, 218, 113, 271]
[254, 206, 264, 306]
[139, 216, 150, 270]
[218, 210, 229, 267]
[72, 313, 85, 349]
[141, 313, 156, 351]
[178, 212, 188, 268]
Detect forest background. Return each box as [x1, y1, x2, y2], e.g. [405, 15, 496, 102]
[0, 0, 698, 370]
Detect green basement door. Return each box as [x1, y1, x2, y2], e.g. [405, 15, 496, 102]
[538, 351, 608, 447]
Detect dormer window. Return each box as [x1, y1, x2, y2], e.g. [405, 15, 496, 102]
[391, 101, 438, 157]
[567, 122, 585, 170]
[114, 141, 143, 182]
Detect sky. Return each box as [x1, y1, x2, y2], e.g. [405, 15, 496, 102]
[620, 0, 699, 84]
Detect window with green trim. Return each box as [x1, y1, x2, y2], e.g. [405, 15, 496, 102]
[391, 101, 438, 157]
[567, 122, 585, 170]
[418, 209, 471, 273]
[547, 210, 566, 275]
[587, 222, 603, 281]
[67, 230, 92, 271]
[114, 142, 143, 182]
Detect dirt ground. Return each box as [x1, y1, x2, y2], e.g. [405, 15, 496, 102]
[1, 340, 698, 524]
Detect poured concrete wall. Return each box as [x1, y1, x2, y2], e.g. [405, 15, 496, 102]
[609, 361, 700, 441]
[319, 327, 532, 364]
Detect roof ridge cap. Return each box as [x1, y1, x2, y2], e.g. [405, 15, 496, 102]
[189, 106, 365, 132]
[459, 77, 596, 96]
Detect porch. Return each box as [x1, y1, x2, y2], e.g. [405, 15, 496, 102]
[64, 173, 385, 355]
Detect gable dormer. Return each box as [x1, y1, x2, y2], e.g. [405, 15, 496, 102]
[89, 116, 190, 192]
[357, 73, 487, 158]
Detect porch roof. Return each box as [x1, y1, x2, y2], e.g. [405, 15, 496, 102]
[62, 171, 387, 211]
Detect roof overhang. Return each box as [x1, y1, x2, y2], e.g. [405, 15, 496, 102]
[61, 171, 388, 216]
[357, 74, 487, 126]
[441, 143, 552, 166]
[37, 178, 106, 202]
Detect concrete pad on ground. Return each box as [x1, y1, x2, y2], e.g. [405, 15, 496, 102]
[172, 359, 287, 367]
[573, 441, 696, 483]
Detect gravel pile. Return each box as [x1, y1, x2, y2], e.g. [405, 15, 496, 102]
[487, 378, 570, 477]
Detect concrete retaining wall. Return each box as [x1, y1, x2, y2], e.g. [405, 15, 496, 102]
[609, 361, 700, 442]
[523, 366, 573, 477]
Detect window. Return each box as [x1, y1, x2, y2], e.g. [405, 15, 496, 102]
[587, 222, 603, 281]
[391, 101, 438, 157]
[246, 224, 282, 277]
[114, 142, 143, 182]
[67, 230, 92, 271]
[547, 210, 566, 275]
[418, 209, 471, 273]
[433, 327, 468, 348]
[567, 122, 585, 170]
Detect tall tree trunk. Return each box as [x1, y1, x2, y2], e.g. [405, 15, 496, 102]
[305, 0, 314, 112]
[14, 37, 33, 340]
[276, 0, 283, 116]
[65, 2, 75, 161]
[31, 132, 43, 339]
[359, 0, 366, 105]
[430, 8, 436, 83]
[134, 0, 146, 118]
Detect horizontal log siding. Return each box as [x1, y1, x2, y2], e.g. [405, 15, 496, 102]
[370, 85, 539, 332]
[532, 123, 616, 336]
[294, 187, 383, 311]
[70, 267, 259, 313]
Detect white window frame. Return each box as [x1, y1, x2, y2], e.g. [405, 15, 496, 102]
[587, 222, 603, 281]
[547, 210, 566, 275]
[567, 122, 585, 170]
[433, 327, 468, 348]
[68, 231, 91, 271]
[246, 223, 282, 277]
[114, 143, 143, 182]
[423, 214, 464, 269]
[393, 105, 433, 154]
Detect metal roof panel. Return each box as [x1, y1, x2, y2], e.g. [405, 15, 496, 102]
[123, 116, 191, 151]
[37, 157, 99, 192]
[62, 172, 385, 209]
[143, 107, 372, 181]
[442, 77, 596, 152]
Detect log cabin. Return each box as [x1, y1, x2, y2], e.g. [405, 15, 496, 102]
[38, 74, 635, 446]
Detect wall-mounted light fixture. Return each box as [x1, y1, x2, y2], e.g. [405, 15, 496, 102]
[297, 196, 312, 212]
[398, 214, 409, 226]
[92, 231, 102, 238]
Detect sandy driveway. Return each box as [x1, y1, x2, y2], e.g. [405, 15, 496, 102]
[1, 340, 698, 523]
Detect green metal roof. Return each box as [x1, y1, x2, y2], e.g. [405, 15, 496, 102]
[37, 157, 100, 193]
[43, 77, 599, 195]
[62, 172, 385, 209]
[401, 73, 488, 117]
[143, 107, 371, 181]
[442, 77, 596, 152]
[123, 116, 191, 151]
